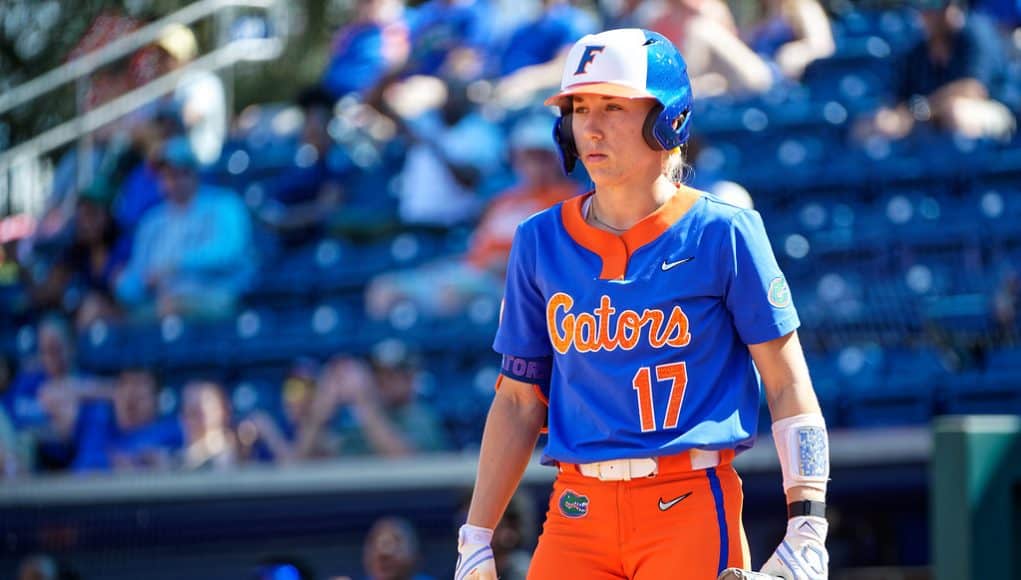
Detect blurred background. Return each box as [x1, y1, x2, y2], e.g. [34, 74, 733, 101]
[1, 0, 1020, 578]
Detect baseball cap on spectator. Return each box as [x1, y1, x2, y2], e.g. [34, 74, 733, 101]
[158, 23, 198, 63]
[78, 179, 114, 207]
[155, 136, 199, 171]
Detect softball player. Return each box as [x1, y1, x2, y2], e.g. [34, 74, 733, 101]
[456, 29, 830, 580]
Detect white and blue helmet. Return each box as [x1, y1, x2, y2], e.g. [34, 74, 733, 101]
[544, 28, 693, 173]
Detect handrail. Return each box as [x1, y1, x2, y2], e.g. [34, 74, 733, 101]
[0, 0, 280, 115]
[0, 37, 283, 172]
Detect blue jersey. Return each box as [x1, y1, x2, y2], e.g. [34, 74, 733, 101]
[493, 188, 799, 464]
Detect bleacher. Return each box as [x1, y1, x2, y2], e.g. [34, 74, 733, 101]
[2, 2, 1021, 577]
[12, 3, 1010, 448]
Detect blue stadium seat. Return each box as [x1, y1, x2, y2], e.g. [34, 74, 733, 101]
[842, 343, 935, 427]
[944, 347, 1021, 415]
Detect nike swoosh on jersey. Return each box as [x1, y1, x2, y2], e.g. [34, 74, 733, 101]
[661, 256, 695, 271]
[657, 491, 693, 511]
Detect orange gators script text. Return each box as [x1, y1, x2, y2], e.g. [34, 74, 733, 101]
[547, 293, 691, 354]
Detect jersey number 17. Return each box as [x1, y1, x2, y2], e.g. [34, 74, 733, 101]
[633, 361, 688, 432]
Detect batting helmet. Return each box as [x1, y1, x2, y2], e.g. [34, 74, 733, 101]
[544, 28, 693, 174]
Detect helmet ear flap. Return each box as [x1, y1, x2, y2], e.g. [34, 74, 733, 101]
[642, 102, 666, 151]
[553, 112, 578, 175]
[643, 102, 692, 151]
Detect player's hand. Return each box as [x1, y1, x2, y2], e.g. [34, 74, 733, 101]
[760, 516, 828, 580]
[455, 524, 496, 580]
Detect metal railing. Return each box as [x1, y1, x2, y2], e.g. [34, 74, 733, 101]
[0, 0, 290, 214]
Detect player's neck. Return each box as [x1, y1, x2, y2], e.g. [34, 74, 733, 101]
[590, 177, 678, 232]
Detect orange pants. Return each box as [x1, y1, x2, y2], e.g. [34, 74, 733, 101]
[528, 458, 748, 579]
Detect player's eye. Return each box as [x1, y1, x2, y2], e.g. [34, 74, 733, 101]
[574, 106, 589, 114]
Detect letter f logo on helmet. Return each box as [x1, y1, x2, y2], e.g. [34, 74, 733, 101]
[574, 45, 605, 75]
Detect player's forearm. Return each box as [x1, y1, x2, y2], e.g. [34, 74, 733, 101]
[764, 379, 821, 422]
[466, 388, 546, 529]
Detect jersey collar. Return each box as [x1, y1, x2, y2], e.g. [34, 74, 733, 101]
[561, 186, 703, 280]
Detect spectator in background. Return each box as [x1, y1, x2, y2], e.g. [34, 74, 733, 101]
[859, 0, 1015, 141]
[321, 0, 410, 100]
[115, 137, 255, 320]
[367, 114, 578, 319]
[649, 0, 769, 97]
[3, 316, 109, 471]
[150, 23, 227, 165]
[361, 0, 493, 120]
[253, 88, 348, 245]
[362, 516, 435, 580]
[179, 380, 238, 470]
[401, 0, 492, 80]
[744, 0, 835, 82]
[394, 81, 504, 226]
[73, 369, 182, 472]
[648, 0, 832, 97]
[309, 345, 447, 458]
[32, 183, 130, 331]
[16, 554, 59, 580]
[238, 358, 341, 464]
[111, 111, 186, 242]
[490, 0, 597, 109]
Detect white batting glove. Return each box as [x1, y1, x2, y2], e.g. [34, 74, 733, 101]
[455, 524, 497, 580]
[760, 516, 829, 580]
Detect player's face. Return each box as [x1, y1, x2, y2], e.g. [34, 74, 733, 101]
[571, 94, 662, 188]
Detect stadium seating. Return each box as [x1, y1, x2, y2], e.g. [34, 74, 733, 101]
[4, 7, 1020, 453]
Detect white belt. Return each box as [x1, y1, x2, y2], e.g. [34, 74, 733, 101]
[578, 457, 658, 481]
[575, 449, 722, 481]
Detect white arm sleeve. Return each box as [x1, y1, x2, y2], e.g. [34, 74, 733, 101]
[771, 412, 829, 494]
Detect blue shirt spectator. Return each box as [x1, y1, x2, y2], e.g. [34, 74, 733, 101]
[3, 316, 90, 433]
[404, 0, 492, 78]
[862, 3, 1015, 141]
[115, 137, 255, 319]
[113, 162, 164, 237]
[321, 0, 409, 99]
[4, 368, 48, 431]
[397, 88, 505, 225]
[897, 11, 1007, 103]
[3, 316, 110, 471]
[496, 1, 595, 76]
[73, 370, 183, 472]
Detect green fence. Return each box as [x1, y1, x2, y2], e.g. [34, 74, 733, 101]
[932, 415, 1021, 580]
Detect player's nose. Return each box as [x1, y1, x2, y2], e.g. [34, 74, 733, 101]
[577, 114, 605, 143]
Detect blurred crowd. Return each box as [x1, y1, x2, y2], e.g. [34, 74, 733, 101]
[0, 0, 1019, 486]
